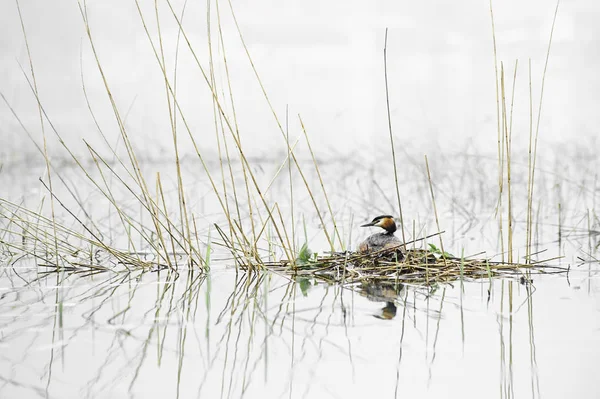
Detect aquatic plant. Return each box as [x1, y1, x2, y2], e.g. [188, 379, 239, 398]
[0, 0, 569, 291]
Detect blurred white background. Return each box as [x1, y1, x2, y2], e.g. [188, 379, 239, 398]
[0, 0, 598, 166]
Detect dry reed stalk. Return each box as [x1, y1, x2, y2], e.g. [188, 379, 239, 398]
[425, 156, 447, 267]
[222, 0, 343, 253]
[500, 64, 513, 264]
[155, 0, 194, 263]
[383, 28, 408, 251]
[16, 0, 60, 273]
[528, 2, 560, 259]
[133, 0, 284, 264]
[299, 116, 344, 250]
[489, 0, 505, 263]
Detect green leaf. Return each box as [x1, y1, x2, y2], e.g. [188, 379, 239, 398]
[297, 242, 312, 265]
[429, 282, 439, 296]
[428, 243, 454, 258]
[298, 277, 311, 297]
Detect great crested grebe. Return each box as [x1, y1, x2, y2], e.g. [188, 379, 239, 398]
[358, 215, 403, 253]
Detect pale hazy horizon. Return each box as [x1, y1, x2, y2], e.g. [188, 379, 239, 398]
[1, 0, 598, 167]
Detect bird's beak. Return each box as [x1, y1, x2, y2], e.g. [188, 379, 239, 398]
[361, 222, 374, 227]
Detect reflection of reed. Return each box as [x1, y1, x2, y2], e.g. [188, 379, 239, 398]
[0, 0, 595, 396]
[526, 284, 541, 398]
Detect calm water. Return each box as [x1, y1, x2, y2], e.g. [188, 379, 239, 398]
[1, 152, 599, 399]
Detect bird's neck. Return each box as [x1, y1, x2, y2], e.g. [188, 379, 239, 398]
[380, 218, 397, 234]
[385, 224, 397, 234]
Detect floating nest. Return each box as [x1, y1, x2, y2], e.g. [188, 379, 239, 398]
[257, 245, 568, 286]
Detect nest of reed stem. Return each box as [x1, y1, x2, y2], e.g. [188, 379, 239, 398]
[254, 244, 568, 287]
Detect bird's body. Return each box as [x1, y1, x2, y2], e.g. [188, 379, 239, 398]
[358, 215, 403, 253]
[358, 231, 402, 253]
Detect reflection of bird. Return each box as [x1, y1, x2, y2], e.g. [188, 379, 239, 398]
[375, 302, 397, 320]
[358, 215, 403, 253]
[358, 280, 404, 320]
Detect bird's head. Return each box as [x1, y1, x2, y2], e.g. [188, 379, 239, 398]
[361, 215, 397, 234]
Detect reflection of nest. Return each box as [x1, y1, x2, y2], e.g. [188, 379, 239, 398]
[358, 279, 404, 303]
[259, 246, 568, 286]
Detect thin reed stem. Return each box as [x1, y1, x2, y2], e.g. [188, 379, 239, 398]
[383, 28, 407, 250]
[425, 156, 447, 267]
